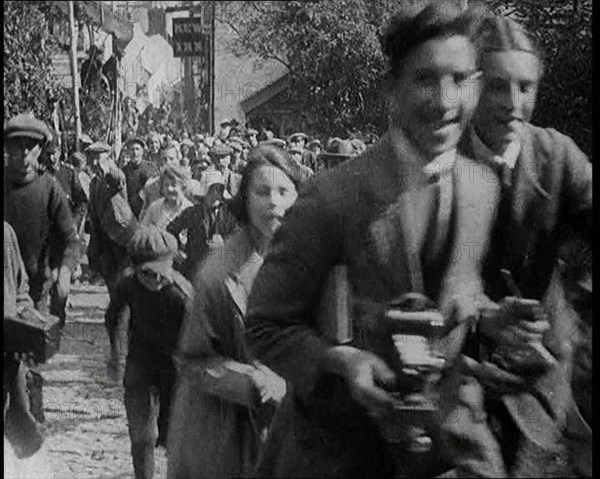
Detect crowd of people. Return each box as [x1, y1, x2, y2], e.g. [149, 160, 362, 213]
[4, 3, 591, 479]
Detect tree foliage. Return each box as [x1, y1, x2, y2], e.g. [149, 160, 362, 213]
[4, 1, 67, 123]
[218, 0, 430, 137]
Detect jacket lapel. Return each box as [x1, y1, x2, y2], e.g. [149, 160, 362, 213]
[502, 128, 552, 275]
[362, 133, 426, 296]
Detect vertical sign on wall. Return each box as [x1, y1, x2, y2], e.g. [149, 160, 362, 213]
[172, 2, 214, 134]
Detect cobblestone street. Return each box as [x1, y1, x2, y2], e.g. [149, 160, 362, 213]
[5, 282, 167, 479]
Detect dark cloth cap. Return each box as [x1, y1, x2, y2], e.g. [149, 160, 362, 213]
[126, 137, 147, 149]
[320, 138, 356, 158]
[209, 144, 233, 157]
[260, 138, 286, 148]
[128, 226, 178, 269]
[86, 141, 111, 153]
[4, 114, 52, 142]
[287, 132, 307, 143]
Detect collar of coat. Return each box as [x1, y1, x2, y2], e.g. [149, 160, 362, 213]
[388, 125, 457, 185]
[468, 125, 521, 170]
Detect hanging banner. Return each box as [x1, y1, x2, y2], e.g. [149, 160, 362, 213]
[172, 17, 208, 57]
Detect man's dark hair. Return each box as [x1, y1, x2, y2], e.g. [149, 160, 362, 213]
[381, 2, 484, 77]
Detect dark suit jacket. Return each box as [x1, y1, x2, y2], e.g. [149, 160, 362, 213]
[460, 124, 592, 454]
[246, 131, 500, 477]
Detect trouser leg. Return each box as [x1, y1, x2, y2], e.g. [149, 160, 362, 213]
[104, 273, 129, 365]
[124, 359, 159, 479]
[156, 365, 176, 448]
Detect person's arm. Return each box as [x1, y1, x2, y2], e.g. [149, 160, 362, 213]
[167, 207, 193, 250]
[557, 131, 592, 243]
[139, 199, 157, 227]
[49, 181, 80, 277]
[105, 269, 133, 366]
[4, 222, 34, 315]
[174, 270, 268, 407]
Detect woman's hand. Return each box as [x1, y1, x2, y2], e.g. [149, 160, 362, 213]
[322, 345, 397, 419]
[250, 363, 287, 405]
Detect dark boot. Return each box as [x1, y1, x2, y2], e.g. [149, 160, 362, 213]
[131, 441, 155, 479]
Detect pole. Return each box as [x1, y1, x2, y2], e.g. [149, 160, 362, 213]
[209, 1, 215, 135]
[114, 54, 122, 160]
[68, 0, 82, 151]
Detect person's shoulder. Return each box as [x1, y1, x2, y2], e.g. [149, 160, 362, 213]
[526, 123, 588, 167]
[167, 270, 194, 303]
[310, 148, 374, 205]
[197, 229, 248, 286]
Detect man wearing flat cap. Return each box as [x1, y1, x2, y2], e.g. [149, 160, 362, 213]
[288, 132, 316, 170]
[319, 138, 356, 169]
[209, 144, 242, 197]
[123, 138, 160, 219]
[5, 113, 81, 422]
[86, 139, 138, 380]
[41, 129, 88, 234]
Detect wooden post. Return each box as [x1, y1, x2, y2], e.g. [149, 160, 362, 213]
[114, 54, 122, 160]
[68, 1, 82, 151]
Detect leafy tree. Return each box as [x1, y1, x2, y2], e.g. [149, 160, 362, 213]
[4, 1, 67, 123]
[218, 0, 431, 137]
[217, 0, 591, 153]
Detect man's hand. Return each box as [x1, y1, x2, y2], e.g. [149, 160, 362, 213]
[322, 346, 397, 419]
[250, 363, 287, 405]
[479, 297, 550, 347]
[54, 266, 72, 300]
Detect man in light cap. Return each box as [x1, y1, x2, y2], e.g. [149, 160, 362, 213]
[123, 138, 160, 218]
[208, 143, 242, 197]
[288, 145, 314, 181]
[4, 113, 80, 422]
[167, 170, 238, 280]
[86, 139, 138, 379]
[288, 131, 316, 169]
[106, 226, 192, 479]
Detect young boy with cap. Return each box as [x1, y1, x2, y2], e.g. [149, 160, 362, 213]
[106, 226, 193, 479]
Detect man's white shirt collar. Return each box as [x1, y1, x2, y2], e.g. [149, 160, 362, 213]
[469, 126, 521, 170]
[389, 126, 457, 184]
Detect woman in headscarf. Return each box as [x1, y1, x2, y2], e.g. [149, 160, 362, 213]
[167, 145, 305, 479]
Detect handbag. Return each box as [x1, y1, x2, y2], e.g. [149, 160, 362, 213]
[4, 307, 63, 364]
